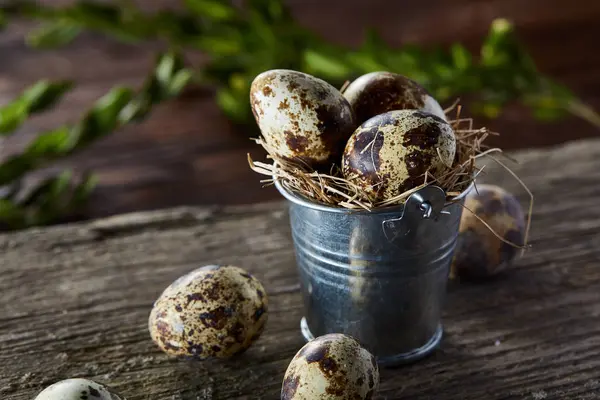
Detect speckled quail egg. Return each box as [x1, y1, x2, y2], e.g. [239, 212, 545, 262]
[34, 378, 124, 400]
[250, 69, 356, 171]
[342, 109, 456, 202]
[450, 184, 526, 280]
[342, 71, 447, 126]
[281, 333, 379, 400]
[148, 265, 268, 359]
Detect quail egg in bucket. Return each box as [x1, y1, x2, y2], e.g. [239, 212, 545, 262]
[342, 109, 456, 202]
[342, 71, 447, 125]
[250, 69, 356, 171]
[149, 265, 268, 359]
[34, 378, 124, 400]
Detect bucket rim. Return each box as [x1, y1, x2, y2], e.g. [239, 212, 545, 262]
[274, 178, 475, 214]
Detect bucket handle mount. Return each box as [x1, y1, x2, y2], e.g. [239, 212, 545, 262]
[382, 185, 448, 241]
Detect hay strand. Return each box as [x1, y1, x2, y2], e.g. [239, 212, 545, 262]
[460, 203, 528, 249]
[486, 154, 534, 254]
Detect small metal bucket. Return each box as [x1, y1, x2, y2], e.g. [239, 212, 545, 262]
[275, 180, 473, 366]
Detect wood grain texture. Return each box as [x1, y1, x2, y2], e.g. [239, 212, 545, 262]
[1, 137, 600, 399]
[1, 0, 600, 219]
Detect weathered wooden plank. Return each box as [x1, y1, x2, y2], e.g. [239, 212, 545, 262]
[2, 138, 600, 399]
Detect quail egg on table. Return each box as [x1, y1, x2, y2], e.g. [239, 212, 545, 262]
[450, 184, 526, 280]
[342, 71, 447, 125]
[342, 109, 456, 202]
[34, 378, 124, 400]
[148, 265, 268, 359]
[281, 333, 379, 400]
[250, 69, 356, 171]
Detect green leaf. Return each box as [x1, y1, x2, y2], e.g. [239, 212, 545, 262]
[183, 0, 236, 21]
[491, 18, 513, 36]
[0, 171, 96, 229]
[247, 0, 290, 23]
[522, 92, 569, 121]
[25, 126, 73, 158]
[154, 51, 187, 84]
[431, 86, 453, 102]
[303, 49, 352, 80]
[22, 80, 73, 113]
[169, 70, 194, 96]
[194, 35, 242, 55]
[155, 53, 177, 84]
[70, 174, 98, 206]
[481, 18, 515, 67]
[345, 52, 386, 75]
[49, 170, 73, 199]
[540, 79, 575, 103]
[0, 126, 75, 186]
[0, 156, 34, 186]
[247, 9, 277, 48]
[0, 101, 27, 134]
[26, 22, 81, 48]
[229, 73, 248, 94]
[21, 170, 72, 207]
[216, 87, 250, 123]
[361, 28, 387, 56]
[13, 170, 91, 227]
[531, 106, 565, 121]
[0, 80, 72, 135]
[117, 51, 192, 122]
[0, 10, 6, 28]
[86, 87, 134, 133]
[451, 44, 471, 70]
[432, 62, 455, 80]
[471, 101, 503, 119]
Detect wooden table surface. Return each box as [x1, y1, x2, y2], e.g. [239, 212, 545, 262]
[1, 0, 600, 220]
[2, 137, 600, 399]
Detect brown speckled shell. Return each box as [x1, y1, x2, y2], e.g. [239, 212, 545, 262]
[342, 110, 456, 202]
[148, 265, 268, 359]
[34, 378, 123, 400]
[450, 184, 526, 280]
[281, 334, 379, 400]
[342, 71, 447, 126]
[250, 69, 356, 171]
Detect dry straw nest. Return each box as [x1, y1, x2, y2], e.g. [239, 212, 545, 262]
[250, 102, 501, 209]
[248, 101, 533, 251]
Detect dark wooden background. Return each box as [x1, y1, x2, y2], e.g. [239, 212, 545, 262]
[1, 0, 600, 219]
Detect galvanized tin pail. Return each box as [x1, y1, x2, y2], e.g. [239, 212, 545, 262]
[275, 180, 473, 366]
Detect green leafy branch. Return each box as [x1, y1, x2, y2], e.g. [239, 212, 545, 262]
[0, 0, 598, 230]
[0, 51, 192, 230]
[0, 0, 206, 46]
[4, 0, 597, 127]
